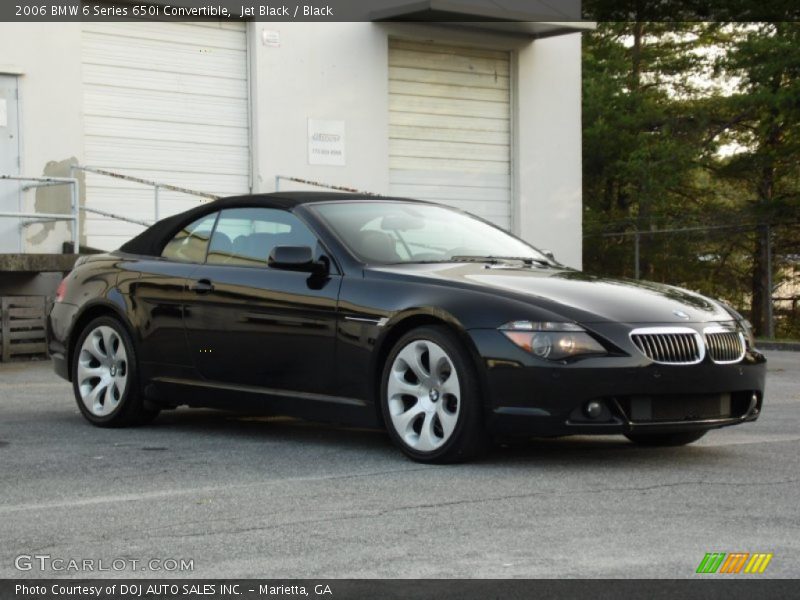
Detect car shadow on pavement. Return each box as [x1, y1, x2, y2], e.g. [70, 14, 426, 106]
[151, 407, 395, 451]
[146, 408, 732, 468]
[482, 435, 731, 468]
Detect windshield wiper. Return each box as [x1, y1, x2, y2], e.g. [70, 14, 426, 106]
[385, 259, 457, 265]
[391, 256, 507, 265]
[450, 255, 552, 267]
[386, 256, 555, 267]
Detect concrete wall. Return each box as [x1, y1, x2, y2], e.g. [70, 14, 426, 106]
[0, 23, 84, 253]
[0, 272, 63, 296]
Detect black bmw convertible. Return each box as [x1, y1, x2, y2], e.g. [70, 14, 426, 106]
[47, 192, 766, 463]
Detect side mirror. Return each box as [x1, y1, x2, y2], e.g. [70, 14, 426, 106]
[268, 246, 325, 274]
[542, 249, 556, 262]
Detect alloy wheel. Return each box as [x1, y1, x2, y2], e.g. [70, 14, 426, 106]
[387, 339, 461, 452]
[76, 325, 129, 417]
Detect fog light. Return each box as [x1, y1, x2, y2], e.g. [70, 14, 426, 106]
[584, 401, 603, 419]
[749, 392, 759, 414]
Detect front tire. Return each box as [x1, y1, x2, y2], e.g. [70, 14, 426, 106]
[625, 430, 707, 447]
[381, 326, 487, 463]
[71, 316, 159, 427]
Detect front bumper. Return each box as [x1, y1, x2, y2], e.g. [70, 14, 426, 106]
[468, 328, 767, 437]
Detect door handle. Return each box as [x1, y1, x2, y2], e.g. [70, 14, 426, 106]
[190, 279, 214, 294]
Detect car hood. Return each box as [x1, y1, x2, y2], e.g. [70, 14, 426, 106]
[373, 263, 732, 324]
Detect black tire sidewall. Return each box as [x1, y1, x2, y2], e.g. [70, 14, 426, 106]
[380, 325, 485, 463]
[71, 315, 140, 426]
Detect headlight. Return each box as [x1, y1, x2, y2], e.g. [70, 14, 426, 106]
[717, 301, 755, 349]
[499, 321, 607, 360]
[735, 319, 755, 349]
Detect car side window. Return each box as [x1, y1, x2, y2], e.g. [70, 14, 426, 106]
[161, 213, 219, 263]
[207, 208, 319, 267]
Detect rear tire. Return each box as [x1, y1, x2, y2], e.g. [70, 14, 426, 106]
[381, 326, 487, 464]
[625, 430, 707, 447]
[71, 316, 159, 427]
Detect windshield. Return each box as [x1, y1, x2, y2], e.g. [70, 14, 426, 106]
[311, 201, 551, 265]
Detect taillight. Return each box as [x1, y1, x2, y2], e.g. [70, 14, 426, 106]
[55, 278, 68, 303]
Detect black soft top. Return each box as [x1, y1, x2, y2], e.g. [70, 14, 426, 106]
[117, 192, 387, 257]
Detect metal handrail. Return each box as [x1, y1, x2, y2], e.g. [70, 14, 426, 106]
[0, 175, 80, 253]
[71, 165, 218, 224]
[3, 171, 376, 255]
[274, 174, 382, 196]
[82, 206, 151, 227]
[2, 167, 218, 254]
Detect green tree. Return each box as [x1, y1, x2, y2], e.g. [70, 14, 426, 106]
[582, 18, 800, 337]
[582, 21, 721, 278]
[712, 22, 800, 335]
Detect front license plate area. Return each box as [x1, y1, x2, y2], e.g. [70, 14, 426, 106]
[626, 393, 732, 422]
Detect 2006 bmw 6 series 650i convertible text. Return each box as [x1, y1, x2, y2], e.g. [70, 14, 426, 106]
[47, 193, 766, 463]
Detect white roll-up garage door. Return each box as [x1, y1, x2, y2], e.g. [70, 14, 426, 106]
[388, 38, 512, 230]
[81, 21, 250, 250]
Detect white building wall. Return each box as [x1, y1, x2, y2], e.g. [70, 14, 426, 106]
[516, 33, 583, 269]
[0, 23, 84, 253]
[251, 23, 583, 268]
[0, 22, 583, 267]
[249, 22, 391, 195]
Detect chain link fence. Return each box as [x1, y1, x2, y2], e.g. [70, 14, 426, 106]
[583, 221, 800, 339]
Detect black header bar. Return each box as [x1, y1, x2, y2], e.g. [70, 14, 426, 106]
[3, 579, 799, 600]
[2, 0, 798, 22]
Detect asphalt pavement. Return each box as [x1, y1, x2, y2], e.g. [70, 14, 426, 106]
[0, 351, 797, 578]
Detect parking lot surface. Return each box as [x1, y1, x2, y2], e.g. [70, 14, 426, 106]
[1, 351, 798, 578]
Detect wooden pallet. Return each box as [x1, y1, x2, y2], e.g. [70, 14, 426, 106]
[0, 296, 51, 362]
